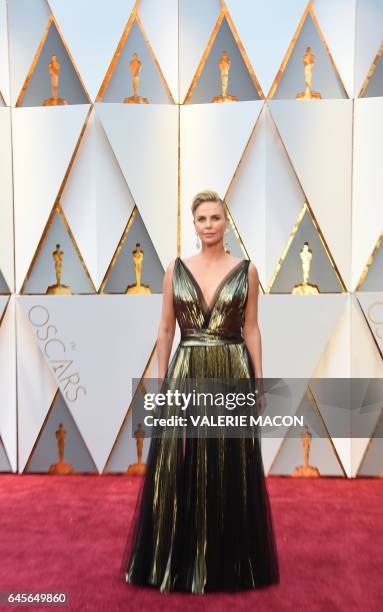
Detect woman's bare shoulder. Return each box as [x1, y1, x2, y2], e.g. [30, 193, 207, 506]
[247, 260, 259, 282]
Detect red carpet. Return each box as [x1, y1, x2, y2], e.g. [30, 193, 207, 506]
[0, 475, 381, 611]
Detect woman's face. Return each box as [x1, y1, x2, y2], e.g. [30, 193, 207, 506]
[193, 200, 228, 247]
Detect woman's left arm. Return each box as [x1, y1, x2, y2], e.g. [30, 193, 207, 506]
[242, 262, 263, 380]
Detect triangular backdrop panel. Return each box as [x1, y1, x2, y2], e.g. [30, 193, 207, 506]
[0, 297, 17, 472]
[179, 0, 222, 102]
[48, 0, 136, 101]
[0, 438, 12, 472]
[7, 0, 51, 106]
[12, 105, 90, 292]
[60, 108, 135, 289]
[354, 0, 383, 96]
[19, 18, 89, 106]
[96, 103, 178, 269]
[269, 100, 352, 288]
[260, 294, 347, 378]
[22, 209, 95, 294]
[273, 10, 347, 99]
[225, 0, 308, 97]
[0, 0, 10, 105]
[270, 207, 343, 293]
[352, 99, 383, 289]
[360, 45, 383, 97]
[18, 295, 162, 472]
[356, 293, 383, 360]
[270, 392, 345, 476]
[0, 270, 10, 294]
[180, 101, 263, 257]
[101, 19, 170, 103]
[25, 391, 97, 473]
[0, 108, 14, 291]
[189, 14, 261, 104]
[137, 0, 178, 102]
[357, 236, 383, 291]
[102, 209, 165, 294]
[357, 415, 383, 477]
[311, 0, 356, 98]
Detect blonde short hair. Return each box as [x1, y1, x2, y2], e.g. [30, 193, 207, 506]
[191, 190, 228, 218]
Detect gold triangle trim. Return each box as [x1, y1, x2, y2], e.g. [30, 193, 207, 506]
[358, 41, 383, 98]
[96, 7, 174, 103]
[355, 230, 383, 291]
[16, 15, 91, 107]
[19, 106, 97, 294]
[23, 387, 98, 473]
[268, 2, 349, 99]
[268, 385, 347, 477]
[356, 408, 383, 476]
[102, 342, 157, 473]
[183, 5, 264, 105]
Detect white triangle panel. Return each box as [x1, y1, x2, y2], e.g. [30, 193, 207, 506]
[225, 0, 308, 96]
[313, 296, 351, 377]
[48, 0, 136, 101]
[96, 103, 178, 269]
[61, 108, 135, 289]
[16, 298, 58, 472]
[0, 109, 14, 291]
[138, 0, 178, 102]
[12, 105, 90, 292]
[352, 99, 383, 289]
[180, 101, 263, 257]
[311, 0, 356, 98]
[260, 294, 347, 378]
[7, 0, 52, 106]
[179, 0, 222, 101]
[354, 0, 383, 96]
[0, 297, 16, 471]
[0, 0, 10, 104]
[18, 295, 162, 472]
[269, 100, 352, 288]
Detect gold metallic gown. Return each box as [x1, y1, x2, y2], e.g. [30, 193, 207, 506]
[122, 257, 280, 593]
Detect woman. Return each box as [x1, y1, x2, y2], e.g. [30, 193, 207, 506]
[122, 190, 280, 593]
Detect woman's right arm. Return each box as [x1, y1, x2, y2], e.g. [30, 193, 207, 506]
[157, 260, 176, 380]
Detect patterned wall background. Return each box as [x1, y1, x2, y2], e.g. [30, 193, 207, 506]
[0, 0, 382, 476]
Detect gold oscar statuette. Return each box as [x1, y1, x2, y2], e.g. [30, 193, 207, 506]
[212, 51, 238, 103]
[126, 243, 152, 294]
[292, 242, 320, 295]
[43, 55, 68, 106]
[123, 52, 149, 104]
[296, 46, 322, 100]
[127, 423, 146, 475]
[292, 425, 320, 477]
[49, 423, 74, 474]
[46, 243, 72, 295]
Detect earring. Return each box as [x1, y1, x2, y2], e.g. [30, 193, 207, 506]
[195, 231, 201, 250]
[224, 228, 229, 253]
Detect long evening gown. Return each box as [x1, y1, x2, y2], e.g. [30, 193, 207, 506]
[122, 256, 280, 593]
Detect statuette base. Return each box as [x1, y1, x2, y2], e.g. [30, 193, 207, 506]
[49, 461, 74, 474]
[127, 462, 146, 475]
[123, 95, 149, 104]
[292, 464, 320, 477]
[211, 94, 238, 103]
[46, 284, 72, 295]
[292, 282, 320, 295]
[43, 97, 68, 106]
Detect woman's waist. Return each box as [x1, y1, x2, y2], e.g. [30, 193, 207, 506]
[179, 328, 244, 347]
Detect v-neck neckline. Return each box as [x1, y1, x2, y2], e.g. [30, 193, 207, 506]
[178, 257, 247, 319]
